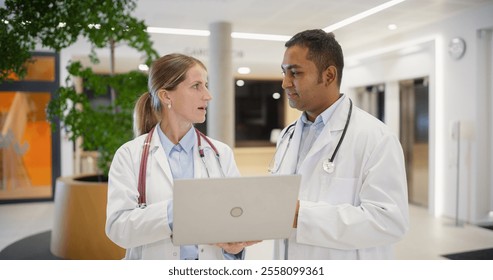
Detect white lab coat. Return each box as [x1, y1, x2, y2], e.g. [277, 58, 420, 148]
[272, 97, 409, 259]
[105, 125, 240, 259]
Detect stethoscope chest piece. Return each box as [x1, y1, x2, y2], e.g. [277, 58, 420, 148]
[322, 159, 335, 174]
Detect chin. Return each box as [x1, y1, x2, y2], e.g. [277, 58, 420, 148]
[288, 100, 299, 110]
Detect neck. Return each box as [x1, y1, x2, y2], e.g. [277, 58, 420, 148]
[306, 93, 342, 122]
[160, 120, 193, 144]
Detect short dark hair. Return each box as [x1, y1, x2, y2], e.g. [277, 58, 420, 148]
[285, 29, 344, 87]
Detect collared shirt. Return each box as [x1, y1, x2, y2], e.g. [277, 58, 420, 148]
[296, 94, 345, 172]
[157, 125, 197, 260]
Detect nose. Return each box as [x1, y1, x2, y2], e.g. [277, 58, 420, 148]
[204, 88, 212, 101]
[282, 74, 293, 89]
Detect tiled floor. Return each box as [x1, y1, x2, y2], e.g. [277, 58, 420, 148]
[1, 201, 493, 259]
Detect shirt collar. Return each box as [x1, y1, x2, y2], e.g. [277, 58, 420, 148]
[157, 124, 196, 156]
[301, 94, 346, 126]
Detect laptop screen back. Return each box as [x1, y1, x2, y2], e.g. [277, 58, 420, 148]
[172, 175, 301, 246]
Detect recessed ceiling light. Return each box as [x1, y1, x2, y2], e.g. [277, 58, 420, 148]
[236, 80, 245, 86]
[237, 67, 250, 74]
[272, 92, 281, 100]
[388, 24, 398, 30]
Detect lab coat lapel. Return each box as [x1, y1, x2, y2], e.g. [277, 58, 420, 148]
[149, 127, 174, 185]
[279, 118, 304, 174]
[192, 142, 204, 178]
[303, 97, 351, 164]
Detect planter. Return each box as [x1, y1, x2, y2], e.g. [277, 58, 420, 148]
[50, 174, 125, 260]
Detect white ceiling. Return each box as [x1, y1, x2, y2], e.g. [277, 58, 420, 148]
[81, 0, 493, 77]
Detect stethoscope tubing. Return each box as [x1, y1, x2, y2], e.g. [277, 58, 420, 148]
[196, 128, 224, 178]
[137, 126, 223, 208]
[269, 98, 353, 174]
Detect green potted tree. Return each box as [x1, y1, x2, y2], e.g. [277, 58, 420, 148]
[1, 0, 159, 259]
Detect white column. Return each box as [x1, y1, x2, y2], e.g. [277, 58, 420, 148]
[384, 80, 400, 136]
[475, 29, 493, 222]
[207, 22, 234, 147]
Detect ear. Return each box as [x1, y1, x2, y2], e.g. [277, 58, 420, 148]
[157, 89, 171, 105]
[324, 66, 337, 86]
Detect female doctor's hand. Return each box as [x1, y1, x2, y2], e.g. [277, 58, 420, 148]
[215, 241, 261, 255]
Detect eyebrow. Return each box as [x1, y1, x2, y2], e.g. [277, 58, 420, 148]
[281, 64, 301, 71]
[189, 79, 206, 85]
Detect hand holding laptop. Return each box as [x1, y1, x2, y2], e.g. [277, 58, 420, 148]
[292, 200, 300, 228]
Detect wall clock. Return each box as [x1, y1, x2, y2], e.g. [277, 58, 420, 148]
[448, 37, 466, 60]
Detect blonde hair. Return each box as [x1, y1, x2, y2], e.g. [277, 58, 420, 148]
[133, 53, 207, 137]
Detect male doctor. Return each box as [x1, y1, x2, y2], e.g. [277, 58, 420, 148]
[271, 29, 409, 259]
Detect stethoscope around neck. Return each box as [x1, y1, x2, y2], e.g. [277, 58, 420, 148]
[137, 126, 224, 208]
[268, 98, 353, 174]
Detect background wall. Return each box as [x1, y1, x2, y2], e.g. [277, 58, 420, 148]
[342, 3, 493, 224]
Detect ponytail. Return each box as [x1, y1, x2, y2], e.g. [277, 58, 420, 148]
[133, 92, 160, 137]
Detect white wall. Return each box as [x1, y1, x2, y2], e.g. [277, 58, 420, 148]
[342, 3, 493, 224]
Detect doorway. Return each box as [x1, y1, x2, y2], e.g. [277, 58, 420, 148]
[399, 77, 429, 207]
[354, 83, 385, 122]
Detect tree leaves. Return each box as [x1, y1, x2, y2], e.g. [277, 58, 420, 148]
[1, 0, 158, 81]
[2, 0, 160, 175]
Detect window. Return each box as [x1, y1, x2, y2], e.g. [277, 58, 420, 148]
[0, 52, 60, 202]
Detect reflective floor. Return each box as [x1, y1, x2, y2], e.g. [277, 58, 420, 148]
[1, 201, 493, 259]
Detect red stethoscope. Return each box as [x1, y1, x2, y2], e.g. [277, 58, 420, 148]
[137, 126, 224, 208]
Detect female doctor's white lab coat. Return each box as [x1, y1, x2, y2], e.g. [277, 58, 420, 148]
[271, 97, 409, 259]
[105, 125, 240, 260]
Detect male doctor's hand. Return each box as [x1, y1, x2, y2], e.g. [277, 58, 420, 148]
[215, 241, 261, 255]
[293, 200, 300, 228]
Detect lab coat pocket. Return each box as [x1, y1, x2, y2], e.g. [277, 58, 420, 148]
[320, 176, 358, 205]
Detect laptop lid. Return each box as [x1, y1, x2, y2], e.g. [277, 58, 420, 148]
[172, 175, 301, 246]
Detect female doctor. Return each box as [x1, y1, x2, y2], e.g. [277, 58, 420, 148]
[271, 30, 409, 259]
[106, 53, 257, 260]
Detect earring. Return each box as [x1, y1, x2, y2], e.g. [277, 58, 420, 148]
[167, 102, 171, 109]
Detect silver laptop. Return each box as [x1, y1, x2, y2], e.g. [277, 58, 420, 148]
[172, 175, 301, 246]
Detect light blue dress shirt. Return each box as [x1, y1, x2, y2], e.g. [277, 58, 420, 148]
[296, 94, 345, 172]
[157, 125, 197, 260]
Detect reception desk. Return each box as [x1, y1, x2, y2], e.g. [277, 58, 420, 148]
[50, 175, 125, 260]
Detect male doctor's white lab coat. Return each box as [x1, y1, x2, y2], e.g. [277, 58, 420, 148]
[106, 125, 240, 259]
[272, 97, 409, 259]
